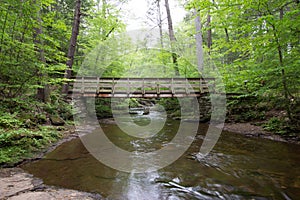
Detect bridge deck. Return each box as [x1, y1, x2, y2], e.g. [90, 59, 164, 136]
[69, 77, 215, 98]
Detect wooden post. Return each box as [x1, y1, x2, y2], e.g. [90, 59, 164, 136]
[199, 78, 202, 93]
[172, 78, 174, 94]
[80, 77, 84, 94]
[157, 78, 160, 95]
[212, 78, 216, 93]
[142, 78, 145, 95]
[96, 77, 100, 94]
[127, 78, 130, 96]
[185, 79, 189, 94]
[112, 78, 115, 96]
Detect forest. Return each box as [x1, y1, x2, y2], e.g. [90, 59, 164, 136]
[0, 0, 299, 165]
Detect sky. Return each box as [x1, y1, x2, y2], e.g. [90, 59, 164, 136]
[122, 0, 187, 31]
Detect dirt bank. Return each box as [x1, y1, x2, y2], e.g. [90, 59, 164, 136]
[223, 122, 299, 144]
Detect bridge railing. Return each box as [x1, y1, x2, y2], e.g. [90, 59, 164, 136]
[69, 77, 215, 97]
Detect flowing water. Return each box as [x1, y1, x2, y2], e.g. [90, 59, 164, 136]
[22, 111, 300, 199]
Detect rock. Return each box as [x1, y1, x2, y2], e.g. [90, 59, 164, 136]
[143, 108, 150, 115]
[0, 168, 37, 199]
[129, 110, 139, 114]
[151, 105, 164, 112]
[8, 192, 53, 200]
[173, 117, 181, 120]
[50, 116, 65, 126]
[8, 190, 102, 200]
[0, 168, 47, 199]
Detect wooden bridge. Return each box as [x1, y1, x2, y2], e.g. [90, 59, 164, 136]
[69, 77, 215, 98]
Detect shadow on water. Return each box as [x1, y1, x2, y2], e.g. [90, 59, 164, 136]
[22, 111, 300, 199]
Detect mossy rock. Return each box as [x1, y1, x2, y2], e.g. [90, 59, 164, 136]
[50, 116, 65, 126]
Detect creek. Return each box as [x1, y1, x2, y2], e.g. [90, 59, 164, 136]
[22, 111, 300, 199]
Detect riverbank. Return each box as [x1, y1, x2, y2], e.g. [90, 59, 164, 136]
[0, 126, 103, 200]
[223, 122, 300, 144]
[0, 125, 78, 168]
[0, 168, 102, 200]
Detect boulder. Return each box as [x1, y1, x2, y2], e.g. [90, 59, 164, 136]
[143, 108, 150, 115]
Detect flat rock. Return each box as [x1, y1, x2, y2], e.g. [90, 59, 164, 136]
[8, 190, 101, 200]
[0, 168, 38, 199]
[8, 192, 52, 200]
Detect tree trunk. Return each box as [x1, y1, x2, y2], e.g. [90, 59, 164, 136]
[34, 2, 49, 102]
[157, 0, 163, 49]
[164, 0, 175, 43]
[278, 8, 292, 120]
[195, 10, 204, 72]
[101, 0, 107, 39]
[0, 7, 9, 53]
[164, 0, 179, 76]
[207, 9, 212, 54]
[224, 27, 230, 42]
[62, 0, 81, 95]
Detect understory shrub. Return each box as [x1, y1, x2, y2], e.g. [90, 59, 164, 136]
[0, 127, 62, 166]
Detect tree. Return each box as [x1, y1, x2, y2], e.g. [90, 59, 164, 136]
[146, 0, 164, 48]
[185, 0, 300, 121]
[62, 0, 82, 95]
[206, 6, 212, 52]
[34, 0, 49, 102]
[194, 10, 204, 72]
[0, 0, 67, 99]
[164, 0, 180, 76]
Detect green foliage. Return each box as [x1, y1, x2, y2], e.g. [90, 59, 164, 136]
[0, 127, 62, 166]
[94, 98, 113, 119]
[227, 96, 268, 122]
[185, 0, 300, 97]
[263, 117, 287, 135]
[0, 93, 72, 132]
[181, 0, 300, 124]
[157, 98, 180, 113]
[0, 0, 69, 98]
[42, 94, 73, 120]
[0, 113, 23, 129]
[126, 98, 140, 108]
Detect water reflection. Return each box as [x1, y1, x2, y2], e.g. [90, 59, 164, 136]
[22, 111, 300, 199]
